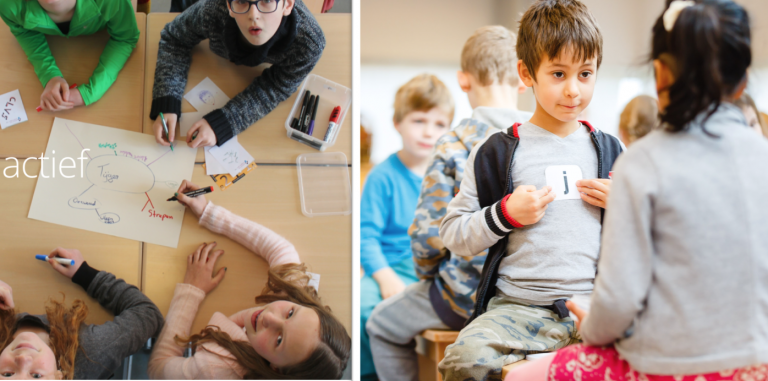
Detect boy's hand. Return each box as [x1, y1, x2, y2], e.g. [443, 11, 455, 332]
[566, 300, 588, 331]
[39, 77, 74, 111]
[372, 267, 406, 300]
[66, 87, 85, 107]
[184, 242, 226, 294]
[504, 185, 555, 225]
[0, 280, 14, 310]
[576, 179, 611, 209]
[175, 179, 208, 218]
[47, 247, 85, 279]
[153, 113, 178, 146]
[187, 119, 217, 148]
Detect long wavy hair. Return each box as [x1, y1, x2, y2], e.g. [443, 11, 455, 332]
[0, 298, 89, 380]
[176, 263, 351, 379]
[651, 0, 751, 134]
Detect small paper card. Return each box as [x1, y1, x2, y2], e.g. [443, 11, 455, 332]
[183, 78, 230, 114]
[207, 136, 254, 177]
[0, 90, 28, 129]
[545, 165, 583, 201]
[307, 272, 321, 292]
[204, 146, 228, 175]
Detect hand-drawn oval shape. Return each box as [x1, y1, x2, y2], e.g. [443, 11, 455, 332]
[86, 155, 155, 193]
[99, 213, 120, 224]
[68, 197, 102, 210]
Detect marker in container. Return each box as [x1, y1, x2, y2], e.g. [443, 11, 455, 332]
[167, 186, 214, 201]
[307, 95, 320, 136]
[297, 90, 310, 131]
[36, 83, 78, 112]
[303, 95, 316, 133]
[323, 106, 342, 141]
[35, 255, 74, 266]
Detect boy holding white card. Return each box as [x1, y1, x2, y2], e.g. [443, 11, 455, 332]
[437, 0, 623, 378]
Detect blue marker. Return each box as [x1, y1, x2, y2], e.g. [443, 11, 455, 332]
[35, 255, 74, 266]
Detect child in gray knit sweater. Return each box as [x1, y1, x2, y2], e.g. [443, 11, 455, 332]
[150, 0, 325, 148]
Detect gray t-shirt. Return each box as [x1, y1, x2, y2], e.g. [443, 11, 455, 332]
[440, 122, 602, 305]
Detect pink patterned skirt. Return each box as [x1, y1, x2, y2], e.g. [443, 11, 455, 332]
[548, 344, 768, 381]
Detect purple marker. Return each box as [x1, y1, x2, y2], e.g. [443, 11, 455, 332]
[308, 95, 320, 135]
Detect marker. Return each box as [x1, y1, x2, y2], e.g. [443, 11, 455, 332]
[191, 130, 199, 141]
[308, 95, 320, 135]
[323, 106, 342, 141]
[35, 255, 74, 266]
[36, 83, 78, 112]
[297, 90, 311, 132]
[167, 186, 214, 201]
[159, 112, 174, 152]
[302, 95, 315, 133]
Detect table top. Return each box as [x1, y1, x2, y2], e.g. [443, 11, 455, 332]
[142, 163, 352, 333]
[142, 12, 352, 164]
[0, 13, 147, 158]
[0, 160, 142, 325]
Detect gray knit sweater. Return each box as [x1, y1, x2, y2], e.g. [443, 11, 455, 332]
[150, 0, 325, 146]
[581, 103, 768, 374]
[15, 263, 164, 379]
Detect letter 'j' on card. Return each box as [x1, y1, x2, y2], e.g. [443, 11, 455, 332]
[0, 89, 28, 129]
[545, 165, 583, 201]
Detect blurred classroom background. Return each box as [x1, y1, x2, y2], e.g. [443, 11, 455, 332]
[361, 0, 768, 170]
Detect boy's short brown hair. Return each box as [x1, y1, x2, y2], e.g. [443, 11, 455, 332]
[393, 74, 455, 124]
[461, 26, 519, 86]
[517, 0, 603, 81]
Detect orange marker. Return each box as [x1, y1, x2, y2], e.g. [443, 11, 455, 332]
[36, 83, 78, 112]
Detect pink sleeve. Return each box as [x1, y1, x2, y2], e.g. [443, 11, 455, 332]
[198, 201, 301, 268]
[147, 284, 205, 379]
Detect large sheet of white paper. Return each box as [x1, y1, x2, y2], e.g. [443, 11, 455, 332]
[28, 118, 197, 248]
[0, 89, 28, 129]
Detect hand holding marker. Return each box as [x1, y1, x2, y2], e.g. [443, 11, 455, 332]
[159, 112, 174, 151]
[168, 186, 214, 201]
[35, 254, 74, 266]
[36, 83, 78, 112]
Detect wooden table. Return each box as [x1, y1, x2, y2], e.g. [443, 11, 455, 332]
[0, 13, 147, 158]
[142, 163, 352, 333]
[142, 13, 352, 164]
[0, 160, 142, 325]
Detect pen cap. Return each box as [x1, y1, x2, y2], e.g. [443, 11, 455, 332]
[285, 74, 351, 151]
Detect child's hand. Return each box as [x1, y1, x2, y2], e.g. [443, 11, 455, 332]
[46, 247, 85, 279]
[187, 119, 217, 148]
[175, 180, 208, 218]
[504, 185, 556, 225]
[372, 267, 406, 300]
[576, 179, 611, 209]
[39, 77, 75, 111]
[0, 280, 14, 310]
[183, 242, 226, 294]
[566, 300, 588, 331]
[66, 87, 85, 107]
[153, 113, 178, 146]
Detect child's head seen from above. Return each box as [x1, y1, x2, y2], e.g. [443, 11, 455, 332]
[651, 0, 751, 132]
[393, 74, 454, 160]
[458, 26, 526, 107]
[516, 0, 603, 124]
[226, 0, 295, 46]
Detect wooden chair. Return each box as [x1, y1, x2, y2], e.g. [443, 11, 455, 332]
[415, 330, 459, 381]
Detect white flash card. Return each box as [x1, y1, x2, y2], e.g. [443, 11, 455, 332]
[0, 89, 28, 129]
[545, 165, 583, 201]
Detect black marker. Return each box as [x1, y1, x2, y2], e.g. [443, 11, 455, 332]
[308, 95, 320, 135]
[168, 186, 214, 201]
[297, 91, 310, 131]
[303, 95, 316, 133]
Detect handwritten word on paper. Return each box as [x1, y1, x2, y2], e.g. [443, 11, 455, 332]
[207, 136, 254, 177]
[0, 90, 28, 129]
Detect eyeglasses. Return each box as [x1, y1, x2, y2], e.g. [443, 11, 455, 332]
[228, 0, 281, 14]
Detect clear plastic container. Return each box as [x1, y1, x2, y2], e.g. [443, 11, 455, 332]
[285, 74, 352, 151]
[296, 152, 352, 217]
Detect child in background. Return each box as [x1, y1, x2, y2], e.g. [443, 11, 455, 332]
[366, 26, 531, 381]
[149, 180, 350, 379]
[619, 95, 658, 146]
[0, 250, 164, 379]
[438, 0, 624, 379]
[734, 93, 768, 137]
[360, 74, 453, 381]
[509, 0, 768, 379]
[150, 0, 325, 149]
[0, 0, 140, 111]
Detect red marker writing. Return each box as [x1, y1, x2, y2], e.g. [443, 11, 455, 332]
[36, 83, 78, 112]
[323, 106, 342, 142]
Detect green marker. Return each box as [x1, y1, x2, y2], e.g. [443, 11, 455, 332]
[159, 112, 174, 152]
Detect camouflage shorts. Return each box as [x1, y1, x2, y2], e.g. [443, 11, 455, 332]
[438, 296, 581, 381]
